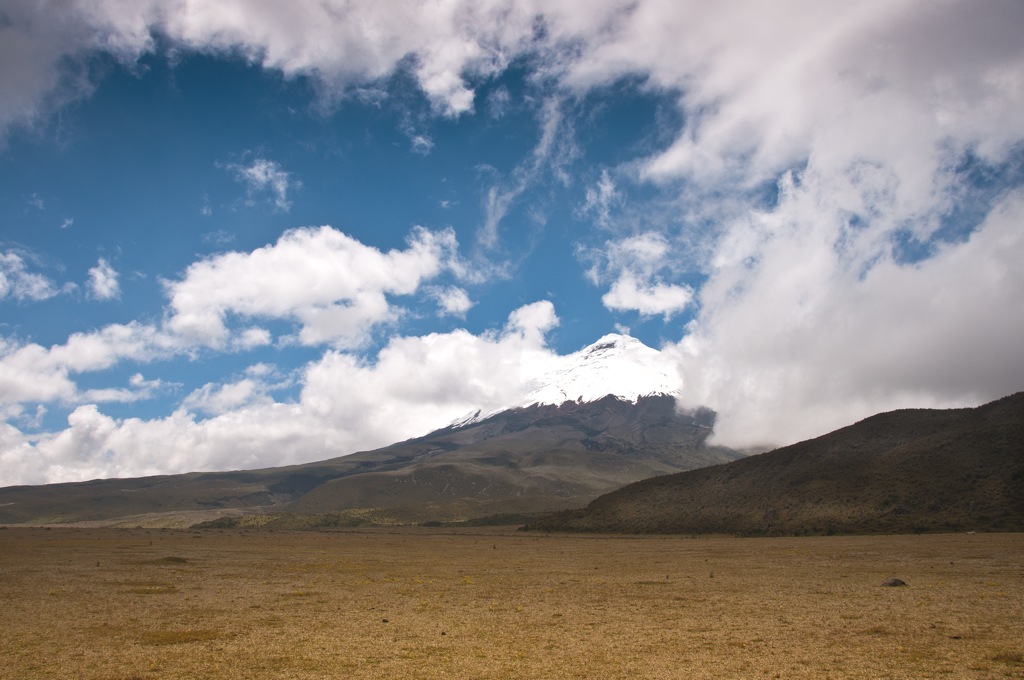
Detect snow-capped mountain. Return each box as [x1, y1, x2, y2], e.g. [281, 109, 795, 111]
[451, 333, 681, 428]
[1, 333, 736, 527]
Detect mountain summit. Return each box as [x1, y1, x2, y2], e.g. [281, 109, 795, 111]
[522, 333, 681, 407]
[453, 333, 681, 427]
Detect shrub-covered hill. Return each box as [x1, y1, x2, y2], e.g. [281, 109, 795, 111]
[524, 392, 1024, 535]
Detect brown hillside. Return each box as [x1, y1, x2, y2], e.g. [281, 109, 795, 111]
[525, 392, 1024, 535]
[0, 395, 741, 526]
[281, 395, 741, 520]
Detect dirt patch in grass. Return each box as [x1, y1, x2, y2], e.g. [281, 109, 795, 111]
[0, 527, 1021, 678]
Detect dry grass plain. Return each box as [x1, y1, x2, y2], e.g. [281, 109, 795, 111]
[0, 527, 1021, 679]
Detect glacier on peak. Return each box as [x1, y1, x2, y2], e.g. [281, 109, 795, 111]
[450, 333, 682, 427]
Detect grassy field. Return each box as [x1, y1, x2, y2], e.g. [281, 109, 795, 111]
[0, 528, 1021, 679]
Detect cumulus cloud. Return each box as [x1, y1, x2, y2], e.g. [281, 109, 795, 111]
[0, 250, 60, 302]
[0, 323, 177, 405]
[672, 187, 1024, 449]
[2, 0, 1024, 481]
[183, 378, 272, 416]
[504, 300, 560, 346]
[602, 276, 693, 318]
[298, 302, 560, 452]
[427, 286, 474, 318]
[559, 0, 1024, 444]
[87, 258, 120, 300]
[233, 327, 272, 351]
[582, 233, 694, 318]
[82, 373, 165, 404]
[0, 224, 462, 419]
[0, 0, 155, 142]
[164, 225, 459, 348]
[1, 302, 562, 485]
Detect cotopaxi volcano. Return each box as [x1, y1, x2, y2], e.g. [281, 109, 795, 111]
[0, 335, 741, 526]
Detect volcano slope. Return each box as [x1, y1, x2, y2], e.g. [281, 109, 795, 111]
[0, 396, 742, 526]
[268, 395, 741, 523]
[525, 392, 1024, 535]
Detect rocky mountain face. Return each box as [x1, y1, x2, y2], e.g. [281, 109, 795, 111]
[525, 392, 1024, 535]
[0, 336, 740, 526]
[283, 394, 738, 522]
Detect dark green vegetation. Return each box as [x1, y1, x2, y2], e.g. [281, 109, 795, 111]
[0, 396, 741, 527]
[526, 393, 1024, 535]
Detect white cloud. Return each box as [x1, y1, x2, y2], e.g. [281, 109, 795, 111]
[233, 327, 272, 351]
[504, 300, 560, 346]
[83, 373, 164, 404]
[165, 225, 460, 349]
[0, 323, 177, 405]
[0, 250, 60, 302]
[183, 378, 272, 416]
[0, 226, 462, 415]
[0, 302, 563, 485]
[2, 0, 1023, 484]
[0, 0, 156, 143]
[671, 188, 1024, 449]
[298, 304, 560, 453]
[410, 134, 434, 154]
[228, 157, 298, 211]
[427, 286, 474, 318]
[602, 276, 693, 318]
[557, 0, 1024, 442]
[0, 339, 77, 404]
[0, 0, 599, 138]
[87, 258, 120, 300]
[405, 129, 435, 155]
[5, 1, 1022, 179]
[244, 362, 275, 378]
[583, 233, 694, 318]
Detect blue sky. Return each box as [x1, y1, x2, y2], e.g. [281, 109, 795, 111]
[2, 1, 1023, 485]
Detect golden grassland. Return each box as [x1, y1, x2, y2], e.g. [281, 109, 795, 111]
[0, 527, 1021, 679]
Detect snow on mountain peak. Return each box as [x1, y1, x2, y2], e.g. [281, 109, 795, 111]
[519, 333, 681, 409]
[450, 334, 681, 428]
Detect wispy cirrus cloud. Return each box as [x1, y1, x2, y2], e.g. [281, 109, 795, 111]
[478, 97, 574, 250]
[579, 169, 620, 228]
